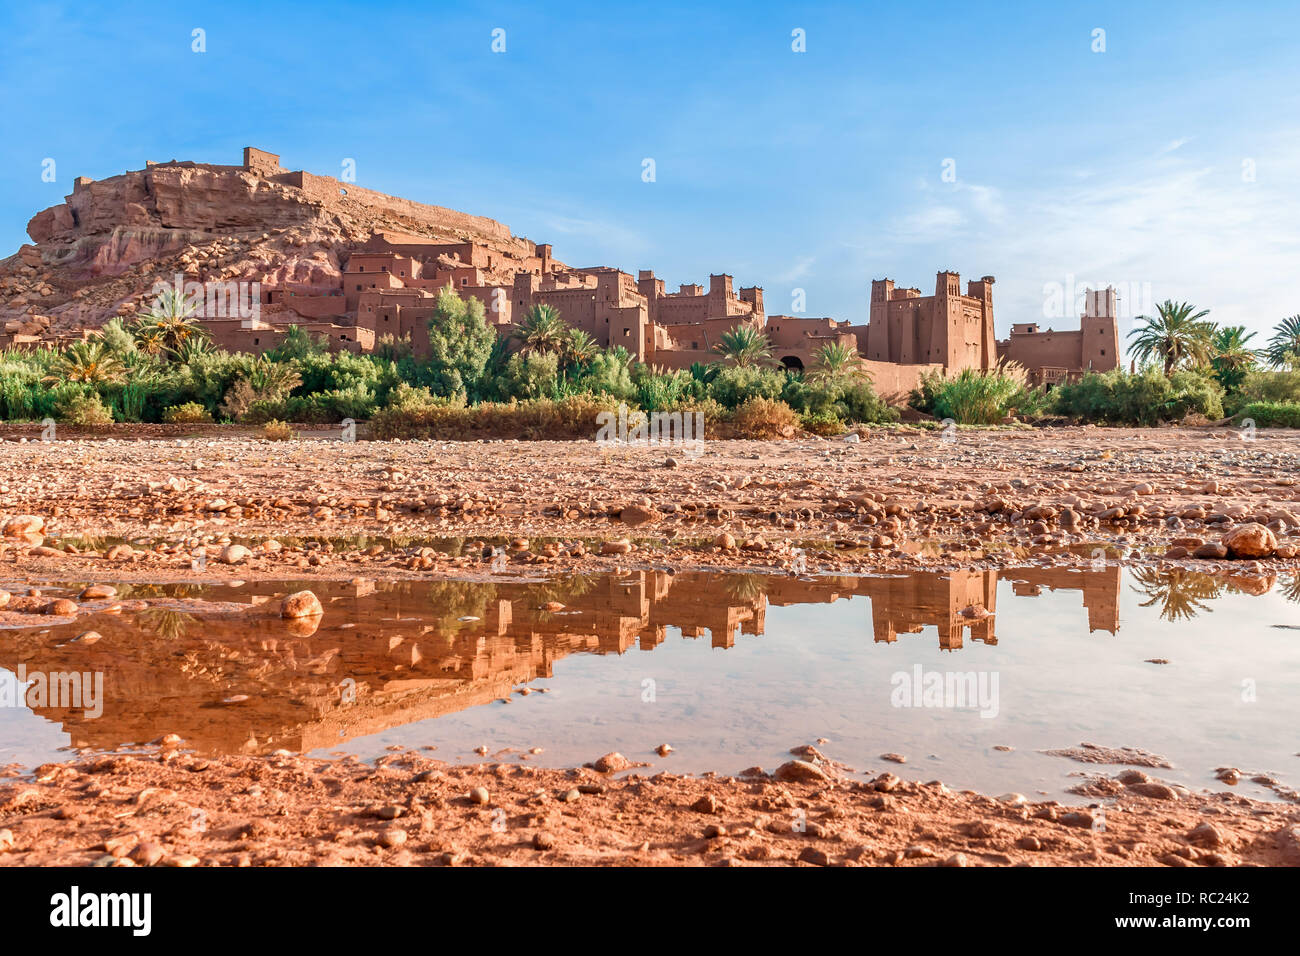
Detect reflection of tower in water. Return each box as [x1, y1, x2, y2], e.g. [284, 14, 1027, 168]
[0, 565, 1126, 756]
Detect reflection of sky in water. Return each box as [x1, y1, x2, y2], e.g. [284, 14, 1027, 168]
[327, 573, 1300, 801]
[0, 570, 1296, 803]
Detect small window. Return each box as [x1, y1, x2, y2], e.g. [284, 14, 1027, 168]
[355, 284, 362, 291]
[358, 266, 364, 272]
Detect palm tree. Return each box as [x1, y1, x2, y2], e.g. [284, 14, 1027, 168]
[1126, 300, 1214, 375]
[809, 341, 864, 383]
[134, 287, 209, 357]
[510, 304, 568, 355]
[1265, 315, 1300, 369]
[45, 340, 126, 384]
[172, 334, 216, 365]
[1209, 325, 1258, 390]
[132, 324, 169, 357]
[712, 325, 773, 368]
[559, 328, 599, 370]
[245, 355, 301, 397]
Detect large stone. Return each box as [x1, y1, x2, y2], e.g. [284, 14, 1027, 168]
[280, 590, 322, 619]
[619, 506, 660, 527]
[220, 544, 252, 565]
[773, 760, 830, 784]
[1220, 523, 1276, 559]
[2, 515, 44, 537]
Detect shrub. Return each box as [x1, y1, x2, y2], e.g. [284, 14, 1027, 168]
[838, 380, 899, 424]
[1228, 369, 1300, 414]
[371, 388, 624, 441]
[496, 351, 560, 402]
[162, 402, 213, 424]
[55, 391, 114, 425]
[800, 410, 847, 436]
[1051, 368, 1224, 425]
[784, 376, 897, 424]
[262, 420, 294, 441]
[1234, 402, 1300, 429]
[709, 365, 786, 409]
[915, 366, 1043, 424]
[727, 397, 799, 438]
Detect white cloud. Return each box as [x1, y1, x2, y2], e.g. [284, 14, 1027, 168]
[881, 134, 1300, 337]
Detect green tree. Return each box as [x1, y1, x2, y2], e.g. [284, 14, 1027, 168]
[1126, 300, 1214, 375]
[133, 287, 210, 357]
[1265, 315, 1300, 369]
[268, 325, 329, 362]
[712, 325, 774, 368]
[559, 327, 599, 371]
[46, 340, 126, 385]
[427, 285, 496, 397]
[510, 304, 567, 355]
[808, 341, 864, 384]
[98, 318, 139, 359]
[1209, 325, 1258, 391]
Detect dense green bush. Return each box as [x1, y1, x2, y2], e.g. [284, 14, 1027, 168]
[910, 367, 1045, 424]
[1051, 368, 1224, 425]
[371, 389, 623, 440]
[1234, 402, 1300, 428]
[55, 390, 114, 425]
[162, 402, 213, 424]
[708, 365, 786, 409]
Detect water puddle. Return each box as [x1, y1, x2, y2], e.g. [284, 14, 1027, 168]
[1, 567, 1297, 801]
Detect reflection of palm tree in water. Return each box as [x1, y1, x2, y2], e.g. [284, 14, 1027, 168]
[1278, 574, 1300, 604]
[138, 607, 200, 641]
[424, 580, 498, 638]
[1128, 567, 1223, 622]
[720, 574, 766, 604]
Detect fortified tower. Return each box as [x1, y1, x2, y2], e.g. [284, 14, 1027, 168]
[1080, 286, 1120, 372]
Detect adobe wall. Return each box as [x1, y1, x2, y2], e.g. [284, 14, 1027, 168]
[860, 359, 941, 403]
[1002, 329, 1084, 370]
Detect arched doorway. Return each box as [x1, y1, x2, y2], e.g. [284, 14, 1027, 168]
[780, 355, 804, 372]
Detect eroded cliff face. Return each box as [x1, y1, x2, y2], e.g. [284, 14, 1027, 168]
[1, 159, 531, 335]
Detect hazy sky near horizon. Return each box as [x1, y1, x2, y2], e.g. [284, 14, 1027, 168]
[2, 0, 1297, 339]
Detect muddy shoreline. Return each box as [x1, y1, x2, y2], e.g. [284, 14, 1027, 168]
[2, 744, 1299, 867]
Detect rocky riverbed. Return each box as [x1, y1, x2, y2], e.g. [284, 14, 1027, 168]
[1, 426, 1298, 586]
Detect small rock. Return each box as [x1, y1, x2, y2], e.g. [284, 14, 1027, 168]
[593, 752, 630, 773]
[691, 794, 720, 814]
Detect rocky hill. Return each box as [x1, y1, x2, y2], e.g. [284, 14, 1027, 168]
[0, 148, 542, 338]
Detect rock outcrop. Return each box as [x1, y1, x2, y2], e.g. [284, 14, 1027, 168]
[1, 149, 543, 337]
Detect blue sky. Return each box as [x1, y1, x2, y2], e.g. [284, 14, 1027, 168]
[2, 0, 1298, 338]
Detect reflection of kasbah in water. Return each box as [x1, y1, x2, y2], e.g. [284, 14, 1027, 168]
[0, 564, 1146, 756]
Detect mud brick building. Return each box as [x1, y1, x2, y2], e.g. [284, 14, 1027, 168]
[8, 147, 1119, 402]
